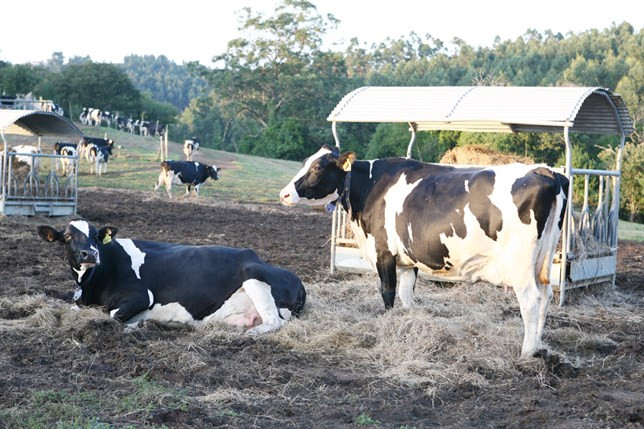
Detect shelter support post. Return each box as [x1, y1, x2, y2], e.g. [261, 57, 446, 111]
[406, 122, 417, 159]
[559, 126, 573, 306]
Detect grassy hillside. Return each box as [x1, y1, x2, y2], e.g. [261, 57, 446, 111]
[75, 126, 300, 203]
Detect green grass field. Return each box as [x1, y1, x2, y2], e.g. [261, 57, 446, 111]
[76, 126, 301, 203]
[618, 219, 644, 242]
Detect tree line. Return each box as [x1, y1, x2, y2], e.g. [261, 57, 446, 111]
[0, 0, 641, 220]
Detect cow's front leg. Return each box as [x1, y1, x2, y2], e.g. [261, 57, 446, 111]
[376, 251, 397, 309]
[108, 296, 149, 325]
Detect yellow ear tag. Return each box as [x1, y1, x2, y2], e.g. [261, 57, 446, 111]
[103, 233, 112, 245]
[342, 159, 352, 172]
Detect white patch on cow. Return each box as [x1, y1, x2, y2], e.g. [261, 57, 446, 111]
[383, 173, 422, 256]
[73, 288, 82, 301]
[367, 160, 376, 179]
[194, 162, 199, 169]
[110, 308, 119, 318]
[279, 147, 333, 206]
[72, 265, 88, 282]
[398, 267, 416, 308]
[242, 279, 285, 335]
[464, 179, 470, 193]
[279, 308, 292, 321]
[349, 220, 379, 271]
[147, 289, 154, 308]
[203, 288, 262, 328]
[70, 220, 90, 237]
[137, 302, 196, 325]
[407, 223, 414, 243]
[115, 239, 146, 280]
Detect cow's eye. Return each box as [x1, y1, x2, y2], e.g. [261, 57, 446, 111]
[313, 164, 322, 172]
[64, 234, 72, 241]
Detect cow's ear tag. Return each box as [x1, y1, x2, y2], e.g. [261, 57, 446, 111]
[342, 159, 352, 172]
[325, 202, 336, 213]
[102, 229, 112, 245]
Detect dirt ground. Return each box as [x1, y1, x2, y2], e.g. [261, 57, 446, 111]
[0, 188, 642, 428]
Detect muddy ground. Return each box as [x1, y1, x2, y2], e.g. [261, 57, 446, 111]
[0, 188, 642, 428]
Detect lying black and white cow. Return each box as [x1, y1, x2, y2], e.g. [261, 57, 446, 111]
[183, 138, 200, 161]
[280, 145, 568, 357]
[154, 160, 219, 198]
[37, 220, 306, 333]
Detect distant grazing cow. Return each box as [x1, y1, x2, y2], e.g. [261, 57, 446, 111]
[79, 137, 115, 163]
[154, 160, 219, 198]
[59, 146, 77, 176]
[115, 116, 128, 131]
[183, 138, 200, 161]
[88, 144, 112, 175]
[10, 145, 41, 173]
[101, 111, 113, 128]
[37, 220, 306, 333]
[54, 141, 78, 172]
[88, 108, 102, 126]
[79, 108, 90, 125]
[138, 120, 150, 136]
[280, 145, 569, 357]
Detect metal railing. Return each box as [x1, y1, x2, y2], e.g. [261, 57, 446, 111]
[1, 150, 78, 216]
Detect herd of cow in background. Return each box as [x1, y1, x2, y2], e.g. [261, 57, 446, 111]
[6, 135, 215, 198]
[79, 107, 165, 138]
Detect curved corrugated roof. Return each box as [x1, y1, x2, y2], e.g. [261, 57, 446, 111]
[327, 86, 633, 135]
[0, 110, 83, 138]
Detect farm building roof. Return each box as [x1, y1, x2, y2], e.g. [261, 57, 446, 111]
[327, 86, 633, 136]
[0, 109, 83, 138]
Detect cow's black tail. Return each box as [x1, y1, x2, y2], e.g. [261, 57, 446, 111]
[291, 283, 307, 317]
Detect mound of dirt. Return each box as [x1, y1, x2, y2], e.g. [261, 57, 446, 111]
[440, 144, 533, 165]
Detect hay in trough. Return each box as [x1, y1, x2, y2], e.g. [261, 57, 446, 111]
[440, 145, 533, 165]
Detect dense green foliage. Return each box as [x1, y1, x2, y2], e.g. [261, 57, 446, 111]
[0, 0, 641, 219]
[120, 55, 206, 110]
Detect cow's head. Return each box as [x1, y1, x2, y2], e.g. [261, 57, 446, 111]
[279, 144, 355, 206]
[38, 220, 118, 282]
[208, 165, 220, 180]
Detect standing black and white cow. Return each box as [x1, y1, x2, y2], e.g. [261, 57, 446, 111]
[183, 138, 200, 161]
[53, 142, 78, 176]
[280, 145, 569, 357]
[79, 137, 115, 162]
[154, 160, 219, 198]
[38, 220, 306, 332]
[88, 144, 112, 175]
[55, 141, 81, 173]
[87, 108, 102, 126]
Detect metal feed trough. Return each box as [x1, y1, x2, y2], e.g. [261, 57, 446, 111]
[326, 86, 634, 305]
[1, 110, 84, 216]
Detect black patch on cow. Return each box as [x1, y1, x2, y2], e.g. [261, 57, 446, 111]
[556, 173, 569, 230]
[511, 167, 562, 239]
[393, 164, 503, 270]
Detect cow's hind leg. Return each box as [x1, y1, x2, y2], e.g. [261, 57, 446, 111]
[243, 279, 285, 335]
[398, 267, 418, 308]
[514, 278, 542, 358]
[536, 282, 553, 347]
[376, 251, 397, 309]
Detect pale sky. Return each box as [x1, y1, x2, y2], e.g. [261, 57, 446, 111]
[1, 0, 641, 66]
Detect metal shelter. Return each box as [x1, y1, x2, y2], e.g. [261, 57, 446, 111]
[1, 110, 84, 216]
[327, 86, 634, 305]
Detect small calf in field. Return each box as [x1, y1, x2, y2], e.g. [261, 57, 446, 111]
[154, 160, 219, 198]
